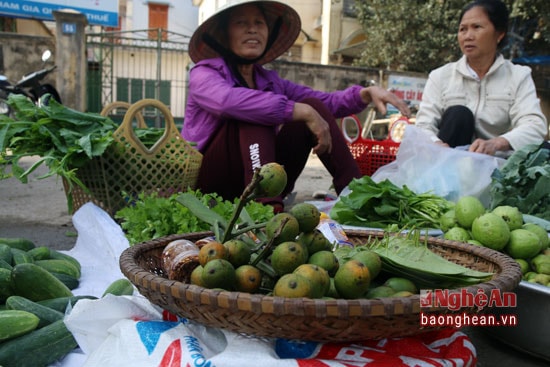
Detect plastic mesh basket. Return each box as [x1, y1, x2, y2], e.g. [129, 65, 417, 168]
[348, 139, 400, 176]
[63, 99, 202, 216]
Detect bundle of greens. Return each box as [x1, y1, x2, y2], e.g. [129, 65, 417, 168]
[490, 143, 550, 220]
[115, 190, 274, 245]
[0, 94, 117, 187]
[330, 175, 453, 230]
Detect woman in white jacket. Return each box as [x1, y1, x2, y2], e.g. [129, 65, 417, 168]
[415, 0, 548, 156]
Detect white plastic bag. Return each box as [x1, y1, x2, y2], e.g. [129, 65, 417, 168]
[63, 295, 295, 367]
[62, 202, 130, 298]
[372, 126, 505, 207]
[63, 295, 476, 367]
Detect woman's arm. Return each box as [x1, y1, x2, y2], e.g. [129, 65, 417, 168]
[189, 63, 293, 125]
[499, 68, 548, 150]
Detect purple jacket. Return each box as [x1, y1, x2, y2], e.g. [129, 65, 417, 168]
[182, 57, 367, 151]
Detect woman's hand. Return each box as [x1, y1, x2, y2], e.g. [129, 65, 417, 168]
[360, 86, 411, 118]
[469, 137, 511, 155]
[293, 102, 332, 155]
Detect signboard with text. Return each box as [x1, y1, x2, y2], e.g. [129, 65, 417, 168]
[0, 0, 119, 27]
[388, 74, 427, 108]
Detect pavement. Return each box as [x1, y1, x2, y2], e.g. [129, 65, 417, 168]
[0, 154, 548, 367]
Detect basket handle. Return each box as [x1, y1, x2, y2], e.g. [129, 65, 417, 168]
[360, 108, 376, 140]
[116, 99, 178, 155]
[340, 114, 361, 144]
[100, 101, 147, 128]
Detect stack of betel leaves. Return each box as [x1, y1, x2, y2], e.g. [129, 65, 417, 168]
[365, 231, 493, 288]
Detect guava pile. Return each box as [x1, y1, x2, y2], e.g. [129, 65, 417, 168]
[439, 196, 550, 287]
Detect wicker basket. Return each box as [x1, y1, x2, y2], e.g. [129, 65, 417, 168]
[119, 229, 522, 342]
[63, 99, 202, 216]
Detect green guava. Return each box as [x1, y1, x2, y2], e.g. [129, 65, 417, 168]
[504, 229, 542, 259]
[492, 205, 524, 231]
[523, 223, 549, 251]
[444, 226, 471, 242]
[439, 209, 458, 232]
[455, 196, 486, 229]
[471, 212, 510, 251]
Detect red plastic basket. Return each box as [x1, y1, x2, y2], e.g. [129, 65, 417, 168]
[341, 114, 400, 176]
[348, 138, 400, 176]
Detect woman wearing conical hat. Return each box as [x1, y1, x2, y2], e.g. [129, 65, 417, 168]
[182, 0, 410, 212]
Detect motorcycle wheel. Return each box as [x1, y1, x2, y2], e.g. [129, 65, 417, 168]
[34, 85, 62, 106]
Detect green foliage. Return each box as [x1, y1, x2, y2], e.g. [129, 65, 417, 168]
[354, 0, 550, 73]
[0, 94, 117, 187]
[115, 190, 275, 245]
[354, 0, 463, 72]
[507, 0, 550, 56]
[490, 144, 550, 220]
[329, 175, 453, 229]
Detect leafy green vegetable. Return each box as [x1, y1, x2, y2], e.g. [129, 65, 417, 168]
[329, 176, 453, 229]
[134, 128, 165, 148]
[490, 143, 550, 220]
[0, 94, 117, 187]
[115, 190, 274, 245]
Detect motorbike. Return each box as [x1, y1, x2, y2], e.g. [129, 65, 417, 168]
[0, 50, 62, 116]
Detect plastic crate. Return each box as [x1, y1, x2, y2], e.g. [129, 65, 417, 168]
[348, 138, 400, 176]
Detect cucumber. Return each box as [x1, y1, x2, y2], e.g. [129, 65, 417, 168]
[5, 296, 64, 329]
[49, 271, 80, 290]
[26, 246, 51, 261]
[37, 295, 98, 313]
[11, 263, 73, 302]
[10, 248, 34, 265]
[0, 310, 40, 342]
[0, 258, 13, 271]
[102, 278, 135, 297]
[0, 243, 12, 264]
[48, 250, 81, 275]
[0, 268, 14, 302]
[0, 237, 36, 251]
[34, 259, 80, 279]
[0, 319, 78, 367]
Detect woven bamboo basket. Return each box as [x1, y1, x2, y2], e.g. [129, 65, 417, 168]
[62, 99, 202, 216]
[119, 229, 522, 342]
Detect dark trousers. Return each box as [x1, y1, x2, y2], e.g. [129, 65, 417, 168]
[437, 105, 476, 147]
[196, 98, 361, 207]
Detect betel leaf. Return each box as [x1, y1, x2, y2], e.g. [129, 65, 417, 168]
[490, 143, 550, 220]
[369, 235, 493, 288]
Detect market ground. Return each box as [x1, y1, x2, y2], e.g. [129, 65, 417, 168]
[0, 154, 547, 367]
